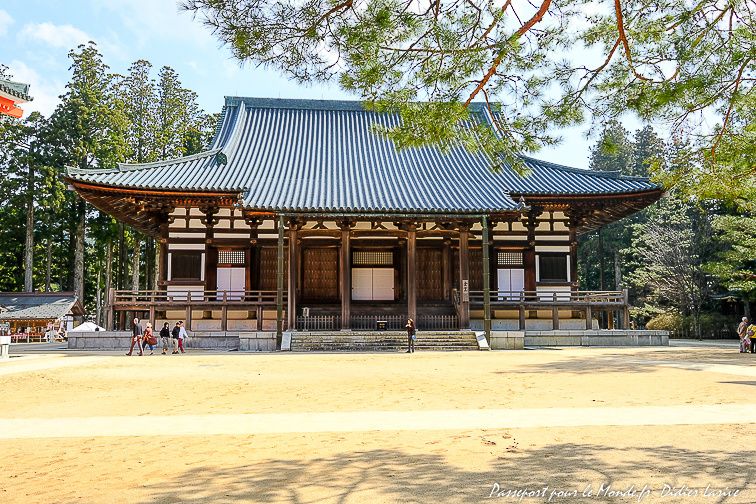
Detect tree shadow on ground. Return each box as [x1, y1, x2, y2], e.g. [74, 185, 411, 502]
[719, 381, 756, 387]
[139, 441, 754, 503]
[497, 348, 754, 375]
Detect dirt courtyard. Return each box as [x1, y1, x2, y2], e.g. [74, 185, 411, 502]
[0, 344, 754, 503]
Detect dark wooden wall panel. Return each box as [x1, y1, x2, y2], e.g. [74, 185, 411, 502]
[470, 249, 483, 291]
[302, 247, 338, 301]
[417, 248, 443, 301]
[259, 246, 288, 291]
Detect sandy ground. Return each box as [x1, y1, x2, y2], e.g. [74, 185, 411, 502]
[0, 345, 754, 503]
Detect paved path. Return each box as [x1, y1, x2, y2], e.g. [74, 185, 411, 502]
[0, 404, 754, 439]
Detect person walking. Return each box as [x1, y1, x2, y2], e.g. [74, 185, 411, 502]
[159, 322, 171, 355]
[142, 323, 156, 355]
[738, 317, 749, 353]
[405, 318, 416, 353]
[171, 322, 181, 354]
[747, 321, 756, 354]
[178, 321, 188, 353]
[126, 317, 143, 356]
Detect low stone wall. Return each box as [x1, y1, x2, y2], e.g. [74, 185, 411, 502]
[68, 331, 277, 351]
[239, 332, 276, 352]
[68, 331, 132, 350]
[490, 331, 524, 350]
[524, 330, 668, 347]
[185, 333, 240, 350]
[471, 319, 599, 331]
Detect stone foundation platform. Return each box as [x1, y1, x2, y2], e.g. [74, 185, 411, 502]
[67, 331, 276, 352]
[489, 330, 669, 350]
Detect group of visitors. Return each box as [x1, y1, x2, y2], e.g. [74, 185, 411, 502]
[126, 317, 188, 356]
[737, 317, 755, 354]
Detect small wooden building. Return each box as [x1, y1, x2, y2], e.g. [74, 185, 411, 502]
[0, 292, 84, 341]
[66, 98, 661, 339]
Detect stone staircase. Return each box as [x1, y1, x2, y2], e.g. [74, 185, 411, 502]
[290, 330, 480, 352]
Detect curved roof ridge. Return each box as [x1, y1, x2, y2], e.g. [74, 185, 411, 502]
[225, 96, 489, 114]
[67, 149, 222, 177]
[116, 149, 221, 172]
[207, 105, 229, 149]
[520, 154, 644, 180]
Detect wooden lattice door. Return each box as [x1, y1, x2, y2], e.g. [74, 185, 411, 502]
[258, 247, 287, 291]
[417, 248, 443, 301]
[302, 248, 338, 301]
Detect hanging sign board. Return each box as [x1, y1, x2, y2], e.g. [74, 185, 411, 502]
[462, 280, 469, 302]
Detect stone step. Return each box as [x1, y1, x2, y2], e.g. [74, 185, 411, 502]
[290, 330, 479, 351]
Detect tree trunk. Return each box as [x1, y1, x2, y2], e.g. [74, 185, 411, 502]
[150, 242, 163, 290]
[693, 310, 702, 340]
[45, 234, 52, 292]
[614, 251, 622, 290]
[132, 235, 140, 291]
[23, 157, 34, 292]
[95, 254, 103, 325]
[744, 301, 752, 321]
[117, 223, 125, 289]
[74, 200, 86, 303]
[598, 230, 605, 291]
[146, 237, 155, 291]
[104, 239, 113, 328]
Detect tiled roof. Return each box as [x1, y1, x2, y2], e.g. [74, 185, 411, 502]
[68, 97, 661, 214]
[0, 79, 32, 102]
[0, 293, 82, 321]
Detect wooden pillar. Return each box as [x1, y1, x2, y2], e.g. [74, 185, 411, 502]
[552, 298, 559, 330]
[157, 241, 168, 286]
[482, 216, 491, 342]
[407, 224, 417, 323]
[149, 306, 155, 330]
[185, 305, 192, 331]
[221, 291, 228, 331]
[567, 210, 580, 291]
[608, 310, 615, 330]
[458, 225, 470, 329]
[442, 238, 451, 300]
[622, 288, 630, 329]
[201, 206, 219, 295]
[585, 305, 592, 330]
[524, 208, 538, 298]
[287, 221, 298, 331]
[340, 223, 351, 329]
[518, 305, 526, 330]
[276, 215, 284, 340]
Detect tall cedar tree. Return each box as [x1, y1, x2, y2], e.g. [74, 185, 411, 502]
[48, 43, 127, 304]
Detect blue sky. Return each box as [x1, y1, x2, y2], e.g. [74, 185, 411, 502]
[0, 0, 648, 168]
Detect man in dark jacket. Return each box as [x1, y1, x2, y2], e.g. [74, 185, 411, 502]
[126, 317, 143, 356]
[171, 322, 181, 354]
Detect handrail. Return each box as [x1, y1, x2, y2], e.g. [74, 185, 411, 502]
[113, 289, 287, 305]
[468, 290, 626, 305]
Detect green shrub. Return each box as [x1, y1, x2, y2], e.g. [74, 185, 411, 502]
[646, 312, 685, 332]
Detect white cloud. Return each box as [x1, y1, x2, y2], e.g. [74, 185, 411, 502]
[91, 0, 217, 49]
[18, 21, 127, 63]
[7, 60, 66, 118]
[19, 22, 91, 49]
[0, 10, 13, 38]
